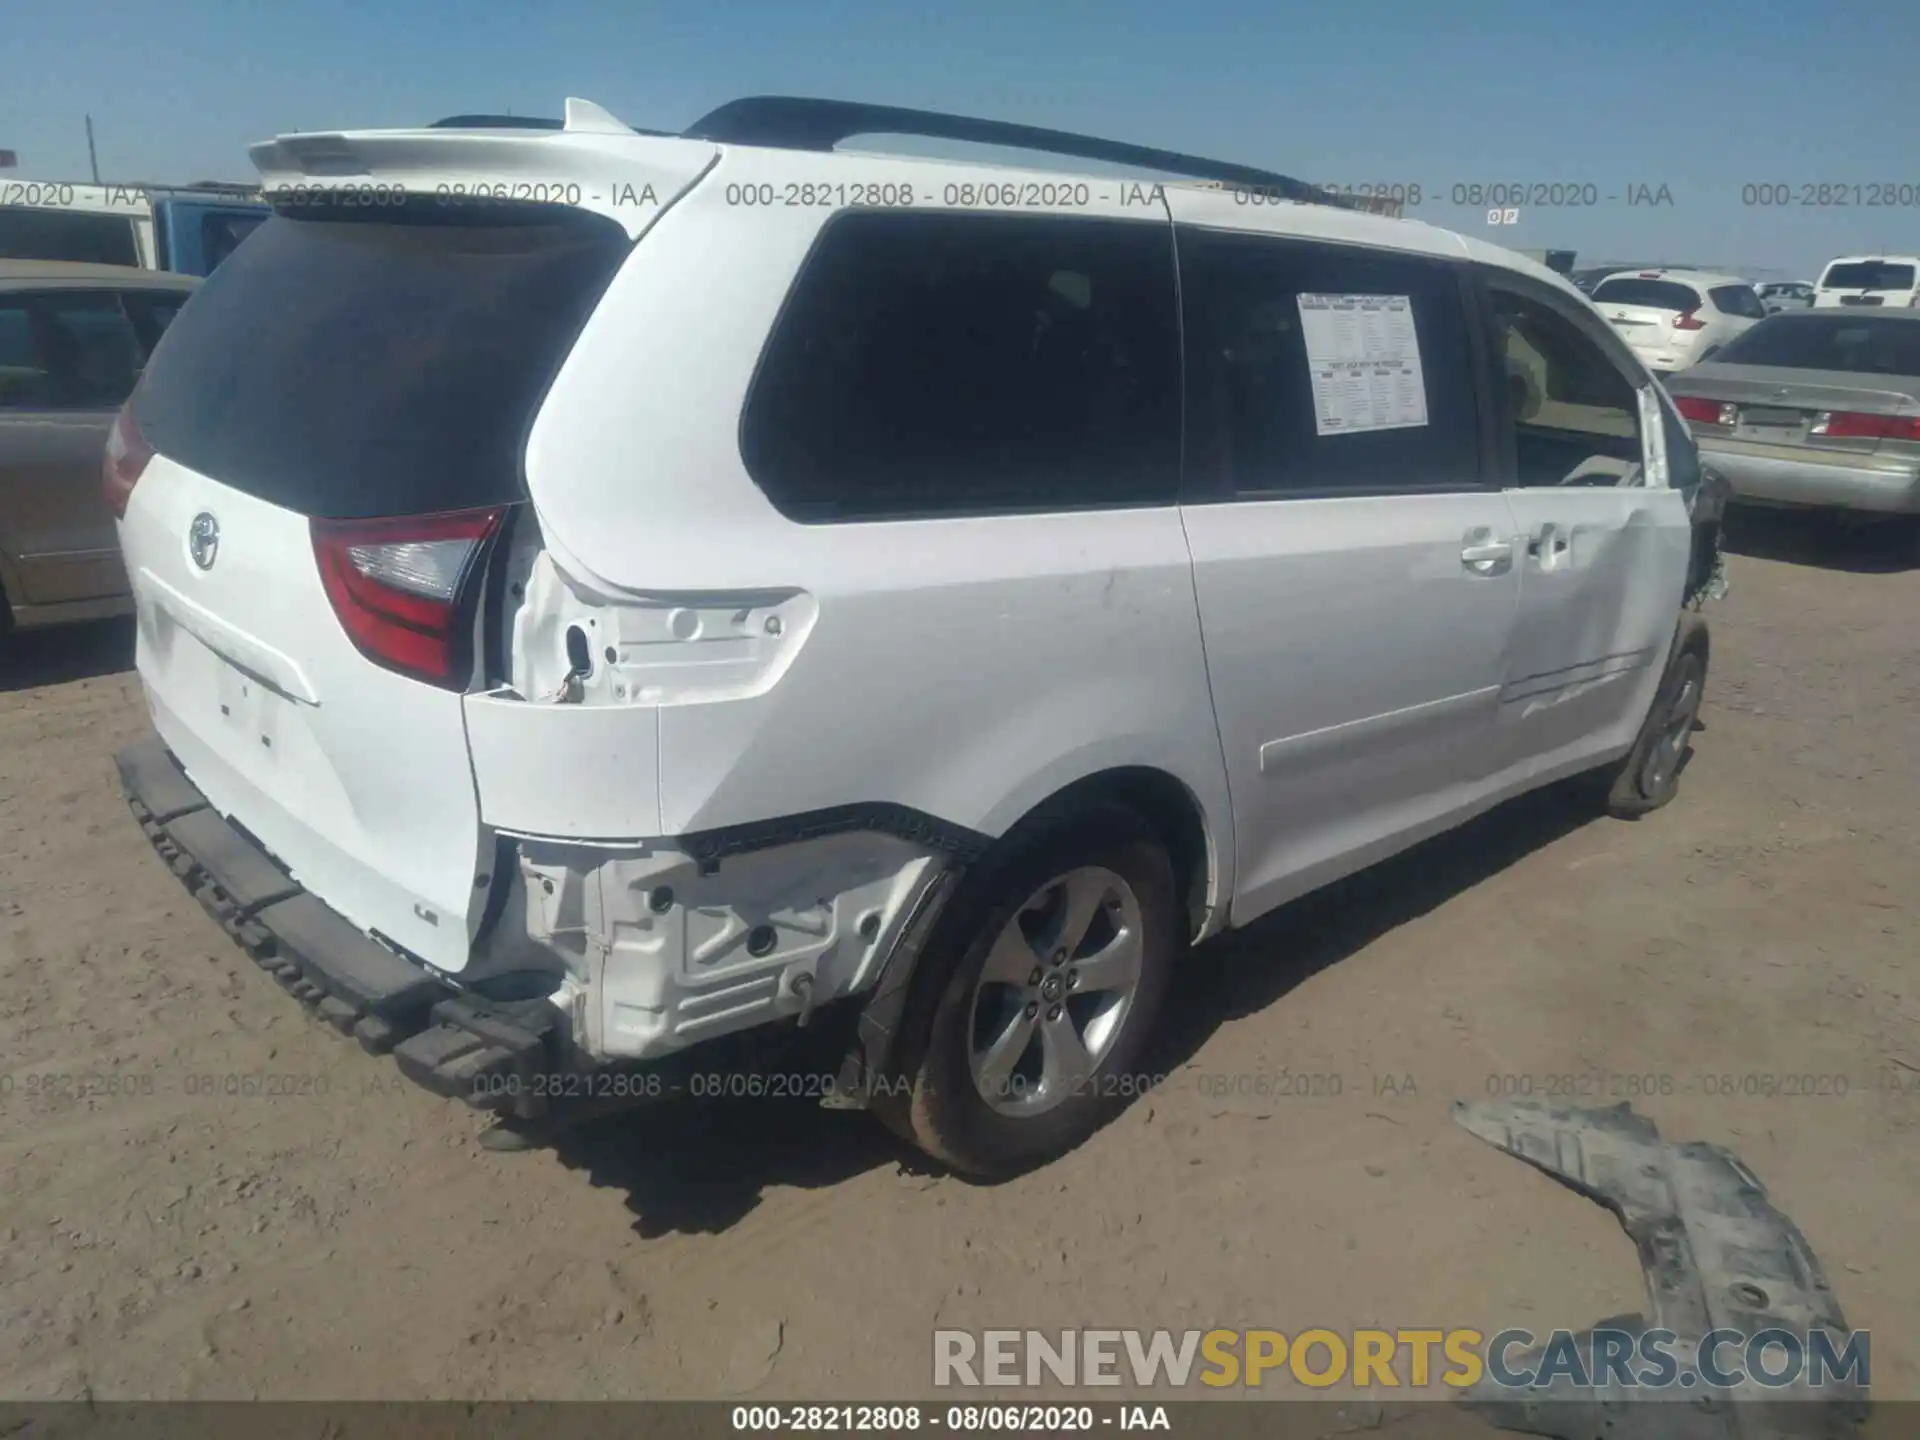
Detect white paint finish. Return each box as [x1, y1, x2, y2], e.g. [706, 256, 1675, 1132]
[1812, 254, 1920, 308]
[522, 146, 1178, 594]
[1590, 269, 1761, 373]
[119, 456, 488, 972]
[133, 567, 318, 704]
[1166, 185, 1469, 260]
[113, 110, 1706, 1056]
[1179, 492, 1523, 927]
[649, 508, 1229, 845]
[513, 154, 1237, 909]
[248, 128, 720, 239]
[465, 690, 663, 839]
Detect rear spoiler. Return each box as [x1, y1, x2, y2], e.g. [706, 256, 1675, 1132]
[248, 98, 721, 237]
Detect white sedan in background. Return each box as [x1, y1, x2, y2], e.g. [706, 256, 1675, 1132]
[1591, 269, 1766, 375]
[1756, 281, 1816, 313]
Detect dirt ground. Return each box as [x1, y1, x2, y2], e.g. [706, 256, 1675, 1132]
[1, 508, 1915, 1410]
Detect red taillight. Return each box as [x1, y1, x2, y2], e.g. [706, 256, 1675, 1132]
[103, 406, 154, 520]
[1673, 395, 1733, 426]
[1811, 410, 1920, 442]
[1672, 309, 1708, 331]
[311, 507, 505, 688]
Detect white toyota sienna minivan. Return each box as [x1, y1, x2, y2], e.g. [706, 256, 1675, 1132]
[112, 97, 1722, 1176]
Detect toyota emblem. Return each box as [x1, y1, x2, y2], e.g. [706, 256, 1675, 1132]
[188, 513, 220, 571]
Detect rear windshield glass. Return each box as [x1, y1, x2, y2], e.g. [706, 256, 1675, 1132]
[1592, 278, 1699, 312]
[132, 200, 631, 519]
[1712, 315, 1920, 376]
[1820, 261, 1917, 291]
[0, 207, 140, 267]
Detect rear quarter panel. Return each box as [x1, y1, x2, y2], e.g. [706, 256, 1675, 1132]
[512, 152, 1236, 902]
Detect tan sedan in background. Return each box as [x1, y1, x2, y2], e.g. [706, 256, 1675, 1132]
[0, 260, 197, 632]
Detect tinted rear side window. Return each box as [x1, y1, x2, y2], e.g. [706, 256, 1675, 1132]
[1714, 316, 1920, 376]
[1709, 284, 1766, 319]
[1821, 261, 1917, 291]
[132, 201, 631, 519]
[1177, 228, 1481, 496]
[741, 211, 1179, 521]
[0, 292, 145, 410]
[0, 208, 141, 267]
[1592, 278, 1700, 312]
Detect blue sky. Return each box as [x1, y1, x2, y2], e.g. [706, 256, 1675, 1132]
[6, 0, 1914, 278]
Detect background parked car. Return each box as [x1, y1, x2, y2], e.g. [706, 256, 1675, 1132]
[1663, 309, 1920, 549]
[0, 260, 195, 632]
[1591, 269, 1765, 375]
[1813, 255, 1920, 310]
[1756, 281, 1815, 313]
[0, 183, 265, 276]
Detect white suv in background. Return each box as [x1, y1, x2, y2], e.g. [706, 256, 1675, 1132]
[111, 97, 1719, 1176]
[1813, 255, 1920, 310]
[1591, 269, 1766, 374]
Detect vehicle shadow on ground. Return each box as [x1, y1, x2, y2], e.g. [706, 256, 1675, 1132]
[1146, 780, 1599, 1072]
[1721, 505, 1916, 573]
[0, 617, 135, 693]
[551, 779, 1603, 1236]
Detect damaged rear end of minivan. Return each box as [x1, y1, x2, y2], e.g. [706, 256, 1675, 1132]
[112, 118, 865, 1123]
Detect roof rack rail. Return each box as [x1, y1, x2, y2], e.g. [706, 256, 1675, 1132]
[428, 108, 679, 138]
[680, 96, 1367, 210]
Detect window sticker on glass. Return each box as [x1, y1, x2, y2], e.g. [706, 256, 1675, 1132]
[1296, 293, 1428, 436]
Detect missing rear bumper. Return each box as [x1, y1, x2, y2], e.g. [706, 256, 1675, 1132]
[116, 734, 577, 1120]
[116, 733, 945, 1126]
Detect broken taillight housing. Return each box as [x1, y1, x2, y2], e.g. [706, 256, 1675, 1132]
[103, 405, 154, 520]
[311, 507, 505, 688]
[1672, 309, 1708, 331]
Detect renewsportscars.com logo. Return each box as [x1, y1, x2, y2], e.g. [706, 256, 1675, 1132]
[932, 1327, 1870, 1392]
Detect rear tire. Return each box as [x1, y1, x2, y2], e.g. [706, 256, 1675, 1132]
[873, 803, 1179, 1179]
[1598, 614, 1709, 818]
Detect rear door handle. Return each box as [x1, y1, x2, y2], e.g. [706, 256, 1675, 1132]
[1461, 533, 1513, 573]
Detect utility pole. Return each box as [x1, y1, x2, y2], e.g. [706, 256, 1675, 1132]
[86, 115, 100, 184]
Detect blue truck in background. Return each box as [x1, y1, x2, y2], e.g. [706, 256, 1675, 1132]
[148, 184, 268, 275]
[0, 180, 267, 276]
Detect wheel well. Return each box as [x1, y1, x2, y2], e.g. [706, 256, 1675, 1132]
[1012, 767, 1214, 941]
